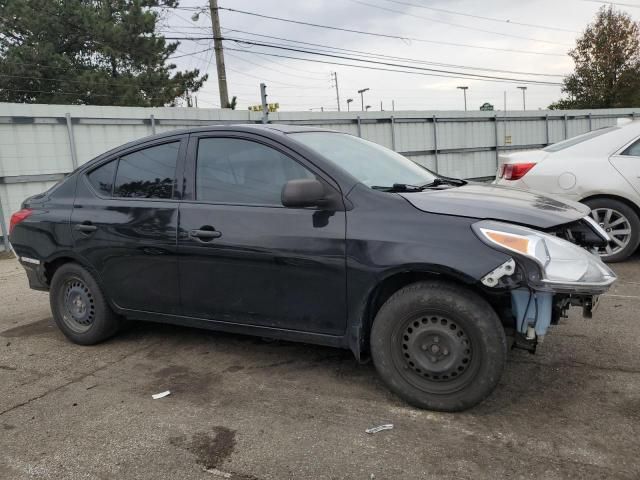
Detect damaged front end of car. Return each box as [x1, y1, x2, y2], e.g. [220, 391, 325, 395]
[473, 217, 616, 353]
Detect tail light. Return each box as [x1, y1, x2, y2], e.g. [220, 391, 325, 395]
[9, 208, 33, 235]
[501, 162, 536, 180]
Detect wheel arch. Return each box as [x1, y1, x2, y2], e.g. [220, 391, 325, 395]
[353, 266, 488, 360]
[43, 253, 103, 289]
[580, 193, 640, 218]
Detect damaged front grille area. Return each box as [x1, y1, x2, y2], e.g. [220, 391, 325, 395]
[547, 218, 608, 251]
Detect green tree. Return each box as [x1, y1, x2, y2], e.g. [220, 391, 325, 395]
[0, 0, 207, 106]
[549, 6, 640, 109]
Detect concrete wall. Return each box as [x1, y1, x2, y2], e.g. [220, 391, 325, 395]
[1, 102, 639, 249]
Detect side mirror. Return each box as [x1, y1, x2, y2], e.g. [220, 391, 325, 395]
[281, 178, 326, 208]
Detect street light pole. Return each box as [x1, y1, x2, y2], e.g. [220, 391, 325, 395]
[457, 86, 468, 111]
[346, 98, 353, 112]
[517, 86, 527, 110]
[358, 88, 369, 111]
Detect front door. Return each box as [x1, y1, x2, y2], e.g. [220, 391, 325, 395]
[177, 134, 347, 335]
[71, 138, 185, 314]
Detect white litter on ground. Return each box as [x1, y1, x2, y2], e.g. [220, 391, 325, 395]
[151, 390, 171, 400]
[365, 424, 394, 434]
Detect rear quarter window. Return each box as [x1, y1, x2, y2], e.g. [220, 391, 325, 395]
[87, 160, 117, 196]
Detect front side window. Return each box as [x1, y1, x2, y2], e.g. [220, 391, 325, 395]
[289, 132, 437, 189]
[622, 138, 640, 156]
[87, 160, 116, 196]
[196, 138, 314, 205]
[113, 142, 179, 199]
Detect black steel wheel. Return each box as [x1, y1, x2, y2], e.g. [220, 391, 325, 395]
[371, 280, 507, 411]
[50, 262, 121, 345]
[60, 278, 96, 333]
[395, 313, 478, 393]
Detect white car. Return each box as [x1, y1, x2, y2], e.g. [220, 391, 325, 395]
[495, 121, 640, 262]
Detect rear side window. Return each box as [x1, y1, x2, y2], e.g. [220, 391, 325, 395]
[543, 126, 619, 152]
[87, 160, 116, 196]
[114, 142, 179, 199]
[622, 138, 640, 156]
[196, 137, 314, 205]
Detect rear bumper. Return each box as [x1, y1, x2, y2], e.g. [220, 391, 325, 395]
[19, 258, 49, 291]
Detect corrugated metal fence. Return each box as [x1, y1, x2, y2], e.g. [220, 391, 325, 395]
[1, 102, 639, 250]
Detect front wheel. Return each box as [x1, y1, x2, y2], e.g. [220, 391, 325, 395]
[50, 263, 121, 345]
[370, 281, 507, 412]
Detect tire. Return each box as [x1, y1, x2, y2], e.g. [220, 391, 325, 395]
[370, 281, 507, 412]
[50, 262, 121, 345]
[584, 198, 640, 263]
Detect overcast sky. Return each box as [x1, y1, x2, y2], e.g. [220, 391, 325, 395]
[161, 0, 638, 112]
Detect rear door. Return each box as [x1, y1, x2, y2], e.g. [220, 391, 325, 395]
[71, 137, 187, 314]
[177, 132, 347, 335]
[610, 136, 640, 195]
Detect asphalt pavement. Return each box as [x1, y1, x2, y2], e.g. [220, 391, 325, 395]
[1, 255, 639, 479]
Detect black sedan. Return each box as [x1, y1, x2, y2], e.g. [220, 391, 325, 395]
[9, 125, 616, 411]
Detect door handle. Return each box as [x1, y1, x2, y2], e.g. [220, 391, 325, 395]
[74, 222, 97, 233]
[189, 228, 222, 240]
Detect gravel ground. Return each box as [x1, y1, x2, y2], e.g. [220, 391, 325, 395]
[1, 255, 639, 479]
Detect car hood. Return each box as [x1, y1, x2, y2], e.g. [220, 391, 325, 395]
[398, 183, 590, 229]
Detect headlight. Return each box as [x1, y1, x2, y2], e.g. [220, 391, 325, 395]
[473, 220, 616, 292]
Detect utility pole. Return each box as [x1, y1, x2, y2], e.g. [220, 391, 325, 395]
[331, 72, 341, 112]
[517, 86, 527, 110]
[358, 88, 369, 111]
[209, 0, 230, 108]
[380, 101, 383, 111]
[503, 91, 507, 112]
[260, 83, 268, 124]
[457, 86, 468, 111]
[392, 100, 395, 111]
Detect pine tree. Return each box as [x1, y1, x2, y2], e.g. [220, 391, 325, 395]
[0, 0, 207, 106]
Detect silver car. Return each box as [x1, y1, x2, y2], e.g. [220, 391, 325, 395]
[495, 121, 640, 262]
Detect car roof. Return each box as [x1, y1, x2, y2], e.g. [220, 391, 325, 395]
[75, 124, 341, 174]
[143, 123, 334, 142]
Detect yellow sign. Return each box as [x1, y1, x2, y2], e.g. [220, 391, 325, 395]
[248, 103, 280, 112]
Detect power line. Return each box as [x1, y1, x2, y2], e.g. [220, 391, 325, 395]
[223, 29, 566, 78]
[224, 51, 330, 82]
[214, 7, 568, 57]
[221, 43, 562, 86]
[225, 65, 333, 89]
[380, 0, 579, 33]
[0, 87, 127, 98]
[581, 0, 640, 7]
[219, 38, 564, 85]
[164, 34, 564, 84]
[350, 0, 571, 46]
[232, 48, 330, 77]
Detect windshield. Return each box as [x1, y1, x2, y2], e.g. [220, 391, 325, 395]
[543, 126, 619, 152]
[289, 132, 437, 188]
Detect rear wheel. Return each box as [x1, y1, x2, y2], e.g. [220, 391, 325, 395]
[584, 198, 640, 263]
[50, 263, 121, 345]
[370, 281, 507, 412]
